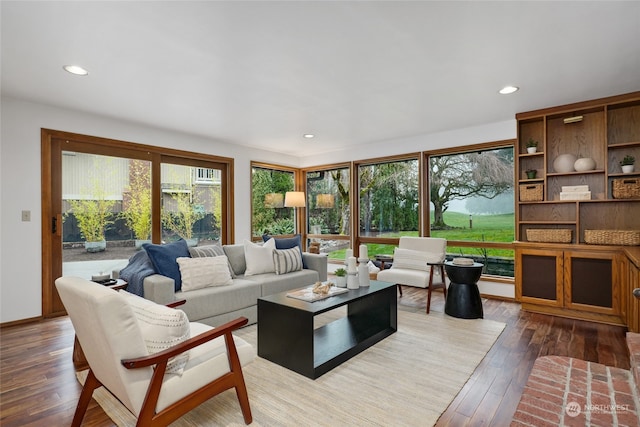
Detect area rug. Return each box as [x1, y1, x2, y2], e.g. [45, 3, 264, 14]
[77, 310, 505, 426]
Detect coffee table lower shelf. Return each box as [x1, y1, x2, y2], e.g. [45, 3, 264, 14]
[258, 281, 397, 379]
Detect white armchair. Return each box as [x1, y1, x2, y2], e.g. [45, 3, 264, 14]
[376, 237, 447, 314]
[55, 276, 255, 426]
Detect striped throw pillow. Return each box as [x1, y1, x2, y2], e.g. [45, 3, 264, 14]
[273, 247, 303, 275]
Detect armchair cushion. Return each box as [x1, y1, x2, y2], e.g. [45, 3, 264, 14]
[177, 256, 233, 291]
[119, 290, 190, 375]
[143, 240, 191, 292]
[392, 248, 444, 271]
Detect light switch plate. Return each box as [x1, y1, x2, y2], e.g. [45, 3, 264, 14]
[21, 210, 31, 222]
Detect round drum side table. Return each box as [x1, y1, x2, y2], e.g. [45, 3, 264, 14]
[444, 261, 484, 319]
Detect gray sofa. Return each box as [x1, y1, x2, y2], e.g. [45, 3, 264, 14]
[128, 243, 327, 327]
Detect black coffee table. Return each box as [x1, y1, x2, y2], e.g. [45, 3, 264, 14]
[257, 280, 397, 379]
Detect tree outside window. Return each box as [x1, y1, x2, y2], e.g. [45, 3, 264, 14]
[428, 146, 514, 276]
[359, 159, 419, 237]
[251, 166, 295, 237]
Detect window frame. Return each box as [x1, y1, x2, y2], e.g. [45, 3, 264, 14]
[424, 139, 516, 280]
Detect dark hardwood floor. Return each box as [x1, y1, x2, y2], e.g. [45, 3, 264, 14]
[0, 287, 630, 426]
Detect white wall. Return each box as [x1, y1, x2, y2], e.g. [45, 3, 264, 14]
[0, 95, 516, 323]
[0, 96, 299, 323]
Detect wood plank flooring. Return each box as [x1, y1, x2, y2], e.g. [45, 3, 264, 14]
[0, 287, 629, 426]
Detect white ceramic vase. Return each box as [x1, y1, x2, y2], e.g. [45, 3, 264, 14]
[553, 153, 577, 173]
[335, 276, 347, 288]
[347, 272, 359, 289]
[574, 157, 596, 172]
[358, 261, 370, 287]
[622, 164, 635, 174]
[526, 147, 537, 154]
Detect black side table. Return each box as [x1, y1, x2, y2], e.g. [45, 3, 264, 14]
[444, 261, 484, 319]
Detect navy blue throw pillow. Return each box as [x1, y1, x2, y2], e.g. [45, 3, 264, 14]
[262, 234, 306, 268]
[143, 240, 191, 291]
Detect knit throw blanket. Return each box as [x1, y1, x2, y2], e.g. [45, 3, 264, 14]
[118, 250, 155, 296]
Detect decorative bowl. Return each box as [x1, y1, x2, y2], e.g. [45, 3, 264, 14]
[574, 157, 596, 172]
[553, 153, 577, 173]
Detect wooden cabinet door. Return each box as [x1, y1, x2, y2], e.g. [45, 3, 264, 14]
[629, 261, 640, 333]
[564, 250, 619, 316]
[516, 247, 564, 307]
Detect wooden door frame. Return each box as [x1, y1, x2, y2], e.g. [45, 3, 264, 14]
[41, 129, 234, 317]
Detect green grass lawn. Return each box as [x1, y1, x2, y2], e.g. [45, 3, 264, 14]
[327, 212, 515, 260]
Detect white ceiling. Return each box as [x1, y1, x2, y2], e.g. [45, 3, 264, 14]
[2, 1, 639, 156]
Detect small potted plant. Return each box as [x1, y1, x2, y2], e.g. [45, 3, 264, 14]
[526, 138, 538, 154]
[334, 267, 347, 288]
[525, 169, 537, 179]
[620, 155, 635, 173]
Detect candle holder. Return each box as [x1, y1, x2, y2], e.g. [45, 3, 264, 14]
[358, 258, 370, 287]
[347, 271, 359, 289]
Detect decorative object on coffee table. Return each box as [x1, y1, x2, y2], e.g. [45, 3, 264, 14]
[334, 268, 347, 288]
[358, 244, 370, 287]
[347, 256, 359, 289]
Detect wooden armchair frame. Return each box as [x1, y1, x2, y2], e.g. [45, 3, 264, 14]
[72, 316, 252, 427]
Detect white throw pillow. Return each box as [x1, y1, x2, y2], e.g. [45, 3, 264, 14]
[391, 248, 443, 271]
[119, 290, 190, 375]
[188, 245, 237, 278]
[243, 238, 276, 276]
[177, 256, 233, 291]
[273, 247, 303, 275]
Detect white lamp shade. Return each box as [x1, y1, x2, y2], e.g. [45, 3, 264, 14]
[284, 191, 306, 208]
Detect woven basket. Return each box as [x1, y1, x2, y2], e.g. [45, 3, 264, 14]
[519, 183, 543, 202]
[526, 228, 572, 243]
[584, 229, 640, 246]
[612, 178, 640, 199]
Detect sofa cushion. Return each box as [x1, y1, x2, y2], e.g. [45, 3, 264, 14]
[119, 290, 190, 375]
[243, 238, 276, 276]
[177, 256, 233, 292]
[245, 269, 319, 296]
[143, 240, 191, 292]
[273, 247, 303, 275]
[176, 279, 262, 322]
[263, 234, 306, 268]
[189, 245, 236, 278]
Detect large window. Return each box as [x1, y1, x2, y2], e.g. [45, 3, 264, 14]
[305, 166, 350, 259]
[427, 144, 515, 277]
[250, 163, 296, 237]
[355, 156, 421, 260]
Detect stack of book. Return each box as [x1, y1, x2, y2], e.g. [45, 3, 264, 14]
[560, 185, 591, 200]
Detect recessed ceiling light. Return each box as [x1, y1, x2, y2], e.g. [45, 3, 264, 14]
[303, 134, 315, 139]
[499, 86, 519, 95]
[63, 65, 89, 76]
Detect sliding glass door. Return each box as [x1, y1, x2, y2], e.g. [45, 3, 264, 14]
[42, 130, 232, 317]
